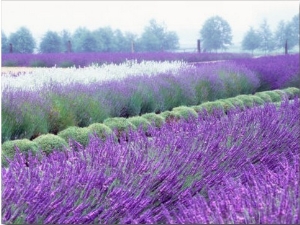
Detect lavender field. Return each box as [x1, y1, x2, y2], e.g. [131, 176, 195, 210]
[1, 53, 300, 224]
[2, 52, 251, 68]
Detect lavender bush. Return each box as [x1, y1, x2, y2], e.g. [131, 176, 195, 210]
[2, 61, 260, 142]
[2, 52, 251, 67]
[2, 99, 299, 224]
[234, 54, 300, 90]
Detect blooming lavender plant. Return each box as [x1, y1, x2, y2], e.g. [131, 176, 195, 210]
[2, 60, 261, 141]
[2, 52, 251, 67]
[2, 99, 299, 224]
[234, 54, 300, 90]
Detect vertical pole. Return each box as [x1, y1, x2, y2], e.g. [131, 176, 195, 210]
[197, 39, 201, 53]
[9, 43, 13, 53]
[285, 39, 288, 55]
[67, 40, 72, 53]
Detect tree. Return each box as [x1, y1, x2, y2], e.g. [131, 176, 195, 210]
[289, 14, 299, 49]
[242, 27, 261, 55]
[72, 27, 98, 52]
[258, 19, 275, 54]
[60, 29, 72, 52]
[124, 32, 138, 52]
[274, 20, 294, 51]
[138, 19, 179, 52]
[8, 27, 36, 53]
[114, 29, 128, 52]
[92, 27, 118, 52]
[2, 31, 9, 53]
[200, 16, 232, 52]
[39, 31, 62, 53]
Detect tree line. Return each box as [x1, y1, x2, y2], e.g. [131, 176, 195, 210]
[1, 15, 299, 54]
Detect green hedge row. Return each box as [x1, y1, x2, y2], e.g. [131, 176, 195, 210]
[2, 87, 299, 167]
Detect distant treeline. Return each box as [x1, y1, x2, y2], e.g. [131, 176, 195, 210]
[1, 14, 299, 54]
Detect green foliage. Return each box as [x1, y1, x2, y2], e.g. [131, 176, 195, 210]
[60, 29, 72, 53]
[58, 126, 90, 147]
[172, 106, 198, 120]
[127, 92, 144, 117]
[29, 60, 47, 67]
[263, 91, 283, 102]
[92, 27, 118, 52]
[249, 95, 265, 105]
[2, 60, 18, 67]
[224, 98, 246, 110]
[58, 61, 75, 68]
[8, 26, 36, 53]
[214, 100, 236, 112]
[217, 70, 256, 98]
[137, 19, 179, 52]
[127, 117, 151, 131]
[33, 134, 68, 155]
[200, 16, 232, 52]
[289, 14, 299, 48]
[161, 111, 181, 123]
[69, 94, 109, 127]
[48, 95, 76, 134]
[194, 79, 214, 104]
[141, 113, 165, 128]
[72, 27, 98, 53]
[87, 123, 114, 140]
[103, 117, 136, 136]
[2, 31, 9, 53]
[283, 87, 300, 99]
[198, 101, 225, 114]
[258, 19, 276, 53]
[242, 27, 261, 54]
[1, 139, 39, 167]
[235, 95, 255, 108]
[254, 92, 272, 103]
[2, 102, 48, 142]
[273, 90, 288, 100]
[39, 31, 63, 53]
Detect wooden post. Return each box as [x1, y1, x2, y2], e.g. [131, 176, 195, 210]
[285, 39, 288, 55]
[197, 39, 201, 53]
[67, 40, 72, 53]
[9, 43, 13, 53]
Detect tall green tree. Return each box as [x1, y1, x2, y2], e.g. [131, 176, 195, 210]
[289, 14, 299, 49]
[242, 27, 261, 55]
[72, 27, 97, 52]
[93, 27, 118, 52]
[258, 19, 275, 54]
[8, 27, 36, 53]
[2, 31, 9, 53]
[200, 16, 232, 52]
[60, 29, 72, 52]
[123, 32, 138, 52]
[39, 31, 62, 53]
[138, 19, 179, 52]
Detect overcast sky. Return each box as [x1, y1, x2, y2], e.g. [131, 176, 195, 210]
[1, 1, 299, 49]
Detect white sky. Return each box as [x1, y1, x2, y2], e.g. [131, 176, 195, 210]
[1, 1, 299, 49]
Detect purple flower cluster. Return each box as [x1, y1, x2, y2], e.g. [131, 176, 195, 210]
[234, 54, 300, 90]
[2, 52, 251, 67]
[2, 99, 299, 224]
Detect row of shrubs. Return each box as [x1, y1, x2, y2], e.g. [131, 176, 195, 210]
[2, 87, 299, 167]
[2, 62, 262, 142]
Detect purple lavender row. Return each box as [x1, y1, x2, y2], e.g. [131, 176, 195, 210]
[2, 99, 299, 224]
[2, 52, 251, 67]
[2, 61, 261, 141]
[233, 54, 300, 90]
